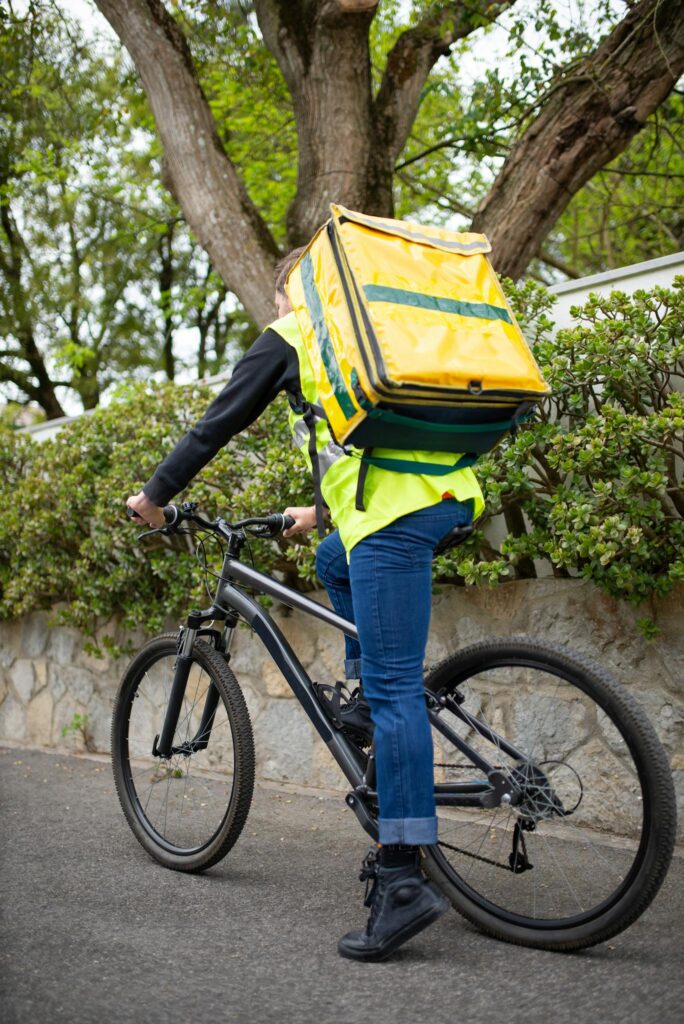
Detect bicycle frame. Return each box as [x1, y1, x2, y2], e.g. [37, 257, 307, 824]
[157, 540, 526, 840]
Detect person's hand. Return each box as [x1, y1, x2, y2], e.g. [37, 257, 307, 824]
[282, 505, 317, 538]
[127, 491, 165, 528]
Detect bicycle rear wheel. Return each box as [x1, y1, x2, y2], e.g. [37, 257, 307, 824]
[421, 638, 676, 950]
[112, 633, 255, 872]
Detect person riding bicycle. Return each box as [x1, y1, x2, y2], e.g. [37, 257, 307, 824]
[127, 247, 484, 961]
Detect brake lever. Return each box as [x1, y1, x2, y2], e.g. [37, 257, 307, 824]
[136, 524, 172, 542]
[247, 524, 272, 538]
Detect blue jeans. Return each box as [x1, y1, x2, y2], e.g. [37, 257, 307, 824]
[316, 498, 474, 845]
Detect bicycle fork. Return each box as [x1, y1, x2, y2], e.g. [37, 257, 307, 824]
[153, 615, 235, 759]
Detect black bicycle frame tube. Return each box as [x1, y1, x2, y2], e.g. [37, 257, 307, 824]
[428, 708, 497, 775]
[360, 783, 491, 808]
[217, 555, 359, 640]
[178, 549, 515, 808]
[211, 553, 367, 788]
[443, 695, 526, 764]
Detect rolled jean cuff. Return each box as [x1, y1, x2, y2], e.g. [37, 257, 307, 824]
[344, 657, 362, 680]
[378, 816, 438, 846]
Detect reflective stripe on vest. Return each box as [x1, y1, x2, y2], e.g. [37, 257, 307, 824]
[291, 415, 348, 479]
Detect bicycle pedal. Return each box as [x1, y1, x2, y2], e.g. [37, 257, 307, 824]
[313, 682, 374, 747]
[312, 682, 344, 726]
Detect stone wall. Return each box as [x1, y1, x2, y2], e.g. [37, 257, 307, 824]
[1, 580, 682, 834]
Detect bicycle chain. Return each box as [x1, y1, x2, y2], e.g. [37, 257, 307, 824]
[437, 838, 514, 872]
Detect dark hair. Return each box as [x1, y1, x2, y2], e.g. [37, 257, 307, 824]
[274, 246, 307, 296]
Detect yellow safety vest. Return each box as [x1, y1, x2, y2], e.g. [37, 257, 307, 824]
[271, 312, 485, 554]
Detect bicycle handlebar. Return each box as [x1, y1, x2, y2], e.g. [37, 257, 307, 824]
[233, 512, 297, 537]
[126, 503, 295, 539]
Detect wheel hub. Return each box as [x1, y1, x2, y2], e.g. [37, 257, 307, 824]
[510, 760, 568, 823]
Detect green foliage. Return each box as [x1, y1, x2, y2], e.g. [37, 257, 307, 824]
[0, 1, 257, 415]
[2, 0, 680, 420]
[0, 380, 314, 651]
[183, 3, 298, 246]
[636, 617, 663, 641]
[0, 281, 681, 646]
[435, 277, 684, 601]
[61, 711, 93, 750]
[379, 1, 681, 279]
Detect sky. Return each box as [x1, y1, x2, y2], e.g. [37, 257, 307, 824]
[62, 0, 115, 40]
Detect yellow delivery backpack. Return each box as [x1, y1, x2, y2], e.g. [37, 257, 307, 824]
[285, 204, 549, 517]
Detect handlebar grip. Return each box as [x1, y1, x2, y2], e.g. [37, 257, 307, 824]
[126, 504, 179, 528]
[262, 513, 296, 534]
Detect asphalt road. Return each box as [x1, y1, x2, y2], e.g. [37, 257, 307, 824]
[1, 745, 682, 1024]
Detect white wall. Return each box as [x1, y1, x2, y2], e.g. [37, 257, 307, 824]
[548, 251, 684, 329]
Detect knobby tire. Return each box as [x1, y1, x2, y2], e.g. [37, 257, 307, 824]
[419, 638, 676, 951]
[111, 633, 255, 873]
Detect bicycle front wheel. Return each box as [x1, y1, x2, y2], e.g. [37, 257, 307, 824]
[421, 638, 676, 950]
[112, 633, 255, 872]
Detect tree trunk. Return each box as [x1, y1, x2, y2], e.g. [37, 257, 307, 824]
[0, 201, 66, 418]
[93, 0, 281, 328]
[254, 0, 378, 245]
[255, 1, 511, 240]
[473, 0, 684, 279]
[74, 373, 101, 411]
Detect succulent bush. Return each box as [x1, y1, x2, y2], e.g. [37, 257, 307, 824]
[438, 277, 684, 600]
[1, 279, 682, 651]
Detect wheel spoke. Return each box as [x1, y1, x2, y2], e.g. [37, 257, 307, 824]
[424, 641, 667, 938]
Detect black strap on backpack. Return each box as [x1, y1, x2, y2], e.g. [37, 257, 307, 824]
[302, 402, 326, 538]
[355, 450, 372, 511]
[286, 389, 328, 538]
[354, 449, 479, 512]
[288, 391, 481, 526]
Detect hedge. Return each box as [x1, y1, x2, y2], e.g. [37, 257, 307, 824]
[1, 279, 682, 654]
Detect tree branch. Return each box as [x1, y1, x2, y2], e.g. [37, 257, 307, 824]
[394, 129, 509, 171]
[0, 199, 66, 417]
[373, 2, 516, 170]
[472, 0, 684, 279]
[396, 169, 582, 278]
[0, 361, 44, 405]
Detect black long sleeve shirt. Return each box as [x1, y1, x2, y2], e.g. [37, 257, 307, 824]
[143, 327, 300, 506]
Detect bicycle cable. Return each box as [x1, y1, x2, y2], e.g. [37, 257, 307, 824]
[194, 530, 229, 604]
[192, 525, 262, 604]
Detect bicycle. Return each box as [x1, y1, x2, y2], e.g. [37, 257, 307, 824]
[112, 502, 676, 952]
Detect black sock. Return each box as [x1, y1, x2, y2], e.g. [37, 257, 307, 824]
[379, 844, 419, 869]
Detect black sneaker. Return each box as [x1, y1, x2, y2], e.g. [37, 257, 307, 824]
[338, 849, 449, 961]
[313, 682, 375, 747]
